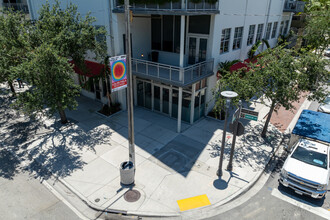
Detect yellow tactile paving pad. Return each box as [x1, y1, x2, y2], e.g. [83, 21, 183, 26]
[177, 194, 211, 211]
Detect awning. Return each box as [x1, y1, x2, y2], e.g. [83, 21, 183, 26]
[69, 60, 106, 77]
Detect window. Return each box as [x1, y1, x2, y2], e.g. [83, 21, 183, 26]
[265, 23, 272, 40]
[247, 24, 256, 46]
[283, 20, 289, 35]
[279, 21, 284, 36]
[151, 15, 181, 53]
[256, 24, 264, 42]
[271, 22, 278, 38]
[188, 15, 211, 35]
[232, 27, 243, 50]
[220, 28, 231, 54]
[151, 15, 161, 50]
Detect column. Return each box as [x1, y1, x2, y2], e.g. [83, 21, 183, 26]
[190, 83, 196, 124]
[177, 87, 183, 133]
[151, 80, 154, 111]
[177, 14, 185, 132]
[179, 15, 185, 82]
[133, 76, 137, 106]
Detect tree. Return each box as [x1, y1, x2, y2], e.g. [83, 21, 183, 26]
[0, 9, 29, 95]
[301, 0, 330, 54]
[18, 1, 107, 124]
[15, 44, 80, 122]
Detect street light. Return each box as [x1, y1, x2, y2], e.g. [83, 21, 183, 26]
[217, 91, 238, 177]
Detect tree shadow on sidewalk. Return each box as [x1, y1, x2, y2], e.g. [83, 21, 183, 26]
[0, 94, 114, 181]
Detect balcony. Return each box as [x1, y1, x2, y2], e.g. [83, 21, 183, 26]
[283, 0, 305, 13]
[2, 3, 29, 14]
[132, 58, 214, 86]
[113, 0, 219, 15]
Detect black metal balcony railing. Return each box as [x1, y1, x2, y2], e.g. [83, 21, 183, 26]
[283, 1, 305, 13]
[2, 3, 29, 14]
[113, 0, 219, 14]
[132, 58, 214, 86]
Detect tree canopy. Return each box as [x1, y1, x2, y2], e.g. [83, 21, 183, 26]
[0, 9, 29, 95]
[13, 1, 107, 123]
[216, 46, 329, 137]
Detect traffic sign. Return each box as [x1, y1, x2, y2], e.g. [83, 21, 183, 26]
[240, 108, 259, 121]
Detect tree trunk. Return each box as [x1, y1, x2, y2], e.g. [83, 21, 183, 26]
[261, 101, 276, 138]
[58, 109, 68, 124]
[8, 81, 16, 96]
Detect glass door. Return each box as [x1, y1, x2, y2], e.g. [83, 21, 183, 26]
[188, 36, 208, 65]
[162, 87, 170, 114]
[154, 85, 160, 111]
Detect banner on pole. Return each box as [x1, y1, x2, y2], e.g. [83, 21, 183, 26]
[110, 55, 127, 92]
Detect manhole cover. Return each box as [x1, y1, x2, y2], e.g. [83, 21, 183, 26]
[124, 189, 141, 202]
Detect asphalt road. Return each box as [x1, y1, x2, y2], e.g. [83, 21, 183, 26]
[0, 159, 82, 220]
[207, 101, 330, 220]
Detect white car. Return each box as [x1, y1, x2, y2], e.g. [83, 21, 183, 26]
[317, 95, 330, 114]
[279, 139, 329, 199]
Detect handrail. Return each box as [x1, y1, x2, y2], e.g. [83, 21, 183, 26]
[132, 58, 214, 85]
[113, 0, 219, 12]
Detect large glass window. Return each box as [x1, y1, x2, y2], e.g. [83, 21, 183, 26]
[151, 15, 181, 53]
[271, 22, 278, 38]
[181, 92, 191, 123]
[154, 85, 160, 111]
[163, 87, 169, 114]
[256, 24, 264, 42]
[163, 15, 174, 52]
[144, 82, 152, 109]
[188, 15, 210, 35]
[137, 80, 144, 107]
[220, 28, 231, 54]
[172, 89, 179, 118]
[151, 15, 161, 50]
[232, 27, 243, 50]
[265, 23, 272, 40]
[247, 24, 255, 46]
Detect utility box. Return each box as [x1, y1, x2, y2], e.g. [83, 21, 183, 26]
[120, 161, 134, 185]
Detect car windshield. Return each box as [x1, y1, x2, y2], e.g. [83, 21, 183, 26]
[324, 96, 330, 105]
[291, 146, 328, 169]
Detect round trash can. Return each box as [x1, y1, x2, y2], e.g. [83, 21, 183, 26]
[120, 161, 134, 185]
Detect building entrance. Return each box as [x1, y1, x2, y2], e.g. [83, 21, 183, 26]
[135, 78, 206, 124]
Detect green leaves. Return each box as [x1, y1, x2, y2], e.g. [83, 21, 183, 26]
[215, 45, 329, 136]
[1, 1, 107, 124]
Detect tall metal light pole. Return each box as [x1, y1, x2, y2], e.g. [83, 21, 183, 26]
[217, 91, 238, 177]
[227, 100, 242, 171]
[125, 0, 135, 170]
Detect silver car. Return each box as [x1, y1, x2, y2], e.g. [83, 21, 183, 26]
[317, 95, 330, 114]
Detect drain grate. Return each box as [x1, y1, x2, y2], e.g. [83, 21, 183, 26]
[124, 189, 141, 202]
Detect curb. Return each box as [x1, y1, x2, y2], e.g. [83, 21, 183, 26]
[179, 125, 284, 220]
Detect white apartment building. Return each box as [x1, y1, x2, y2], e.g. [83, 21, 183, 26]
[26, 0, 304, 132]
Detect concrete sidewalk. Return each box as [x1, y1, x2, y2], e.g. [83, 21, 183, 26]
[0, 89, 282, 219]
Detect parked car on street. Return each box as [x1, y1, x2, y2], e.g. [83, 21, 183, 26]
[317, 95, 330, 114]
[280, 138, 330, 199]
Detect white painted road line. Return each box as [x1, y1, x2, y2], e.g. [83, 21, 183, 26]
[43, 180, 89, 220]
[271, 188, 330, 219]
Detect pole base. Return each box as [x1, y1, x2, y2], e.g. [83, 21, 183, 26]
[227, 164, 233, 171]
[216, 169, 222, 177]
